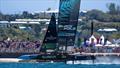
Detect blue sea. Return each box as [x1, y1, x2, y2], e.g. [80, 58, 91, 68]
[0, 62, 120, 68]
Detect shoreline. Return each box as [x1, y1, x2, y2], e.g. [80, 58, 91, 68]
[0, 58, 22, 62]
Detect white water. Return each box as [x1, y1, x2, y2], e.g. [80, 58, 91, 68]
[67, 56, 120, 64]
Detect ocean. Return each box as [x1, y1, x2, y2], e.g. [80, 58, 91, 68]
[0, 62, 120, 68]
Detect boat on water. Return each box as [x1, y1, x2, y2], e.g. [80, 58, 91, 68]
[18, 53, 95, 63]
[17, 13, 119, 63]
[0, 0, 119, 64]
[17, 13, 95, 63]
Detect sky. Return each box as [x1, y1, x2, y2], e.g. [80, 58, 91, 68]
[0, 0, 120, 14]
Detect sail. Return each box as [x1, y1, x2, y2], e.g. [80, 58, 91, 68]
[58, 0, 81, 50]
[40, 13, 57, 52]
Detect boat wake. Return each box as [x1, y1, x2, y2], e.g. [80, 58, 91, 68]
[67, 56, 120, 64]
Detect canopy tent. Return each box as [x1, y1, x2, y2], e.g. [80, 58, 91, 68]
[89, 35, 97, 44]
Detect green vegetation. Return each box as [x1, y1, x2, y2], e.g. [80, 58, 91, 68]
[77, 3, 120, 40]
[0, 3, 120, 22]
[84, 3, 120, 22]
[0, 3, 120, 40]
[77, 21, 120, 39]
[0, 24, 46, 41]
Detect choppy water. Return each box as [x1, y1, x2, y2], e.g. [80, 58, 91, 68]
[66, 56, 120, 64]
[0, 62, 120, 68]
[0, 56, 120, 68]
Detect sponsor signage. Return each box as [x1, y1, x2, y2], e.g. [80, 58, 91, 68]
[58, 0, 80, 46]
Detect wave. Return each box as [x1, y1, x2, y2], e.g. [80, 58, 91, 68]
[67, 56, 120, 64]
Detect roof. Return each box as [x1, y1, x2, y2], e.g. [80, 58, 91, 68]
[98, 28, 117, 32]
[0, 21, 9, 23]
[40, 9, 58, 13]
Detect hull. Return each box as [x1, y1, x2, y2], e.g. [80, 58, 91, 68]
[34, 53, 96, 62]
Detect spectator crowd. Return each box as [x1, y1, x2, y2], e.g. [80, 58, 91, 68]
[0, 39, 41, 53]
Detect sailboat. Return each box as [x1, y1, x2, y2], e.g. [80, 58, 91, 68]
[18, 13, 95, 62]
[35, 13, 68, 62]
[40, 13, 58, 53]
[18, 0, 96, 62]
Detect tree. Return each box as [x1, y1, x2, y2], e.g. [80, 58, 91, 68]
[116, 6, 120, 15]
[22, 11, 29, 18]
[0, 12, 3, 21]
[47, 8, 51, 11]
[107, 3, 120, 15]
[107, 3, 116, 15]
[86, 9, 111, 22]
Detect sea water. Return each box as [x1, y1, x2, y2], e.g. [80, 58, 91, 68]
[0, 56, 120, 68]
[0, 62, 120, 68]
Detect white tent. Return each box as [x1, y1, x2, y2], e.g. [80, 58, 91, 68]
[89, 35, 97, 44]
[99, 35, 105, 45]
[106, 40, 112, 45]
